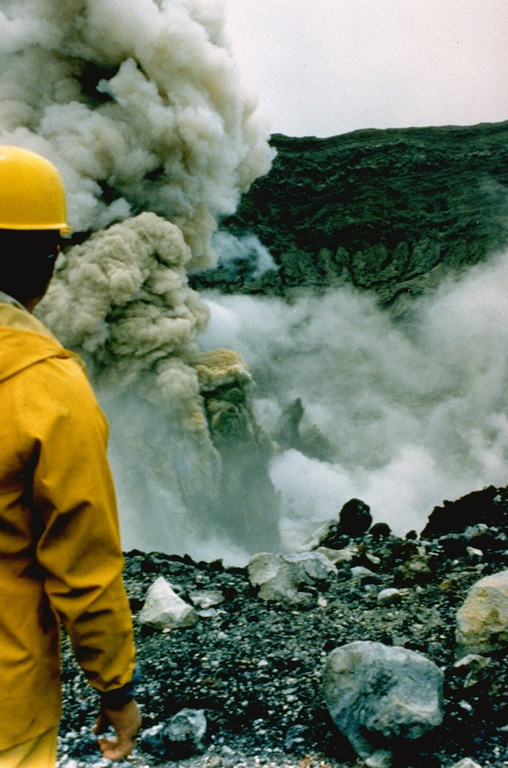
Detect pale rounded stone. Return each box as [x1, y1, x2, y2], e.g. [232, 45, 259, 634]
[456, 570, 508, 654]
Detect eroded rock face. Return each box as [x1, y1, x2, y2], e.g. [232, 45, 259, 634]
[196, 349, 281, 554]
[323, 641, 444, 766]
[193, 122, 508, 305]
[274, 397, 336, 461]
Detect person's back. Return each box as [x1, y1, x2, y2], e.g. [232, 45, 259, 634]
[0, 146, 141, 767]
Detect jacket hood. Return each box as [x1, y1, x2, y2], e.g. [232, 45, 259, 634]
[0, 302, 72, 383]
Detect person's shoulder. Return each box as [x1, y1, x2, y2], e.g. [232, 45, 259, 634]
[15, 347, 101, 417]
[39, 353, 98, 401]
[11, 351, 108, 446]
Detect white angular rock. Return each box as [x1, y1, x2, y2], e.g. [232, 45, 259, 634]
[323, 641, 443, 766]
[139, 576, 198, 629]
[456, 570, 508, 655]
[377, 588, 403, 606]
[285, 552, 338, 580]
[316, 544, 358, 564]
[189, 590, 225, 609]
[247, 551, 337, 604]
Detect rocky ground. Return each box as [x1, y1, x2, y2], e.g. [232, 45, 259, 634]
[56, 486, 508, 768]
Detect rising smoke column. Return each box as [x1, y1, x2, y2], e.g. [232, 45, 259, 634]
[0, 0, 278, 560]
[40, 212, 222, 554]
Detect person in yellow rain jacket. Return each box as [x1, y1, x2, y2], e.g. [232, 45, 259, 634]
[0, 146, 141, 767]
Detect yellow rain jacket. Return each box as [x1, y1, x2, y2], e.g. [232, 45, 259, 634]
[0, 301, 136, 749]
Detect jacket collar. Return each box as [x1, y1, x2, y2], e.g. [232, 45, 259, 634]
[0, 290, 27, 312]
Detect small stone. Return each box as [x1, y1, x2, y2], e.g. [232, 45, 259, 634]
[189, 590, 225, 609]
[370, 522, 391, 539]
[454, 653, 491, 688]
[365, 749, 394, 768]
[466, 547, 483, 558]
[377, 588, 403, 606]
[350, 566, 380, 583]
[165, 708, 207, 747]
[454, 653, 489, 669]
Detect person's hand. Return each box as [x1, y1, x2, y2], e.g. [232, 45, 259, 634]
[94, 698, 142, 760]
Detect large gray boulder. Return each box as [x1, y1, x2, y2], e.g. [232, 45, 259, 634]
[323, 641, 444, 767]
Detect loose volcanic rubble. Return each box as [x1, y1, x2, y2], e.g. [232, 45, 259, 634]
[57, 487, 508, 768]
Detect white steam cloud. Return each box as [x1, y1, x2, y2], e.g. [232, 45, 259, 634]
[211, 231, 277, 281]
[200, 250, 508, 548]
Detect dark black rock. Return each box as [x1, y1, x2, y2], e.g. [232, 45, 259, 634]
[370, 522, 392, 539]
[421, 486, 508, 538]
[338, 498, 372, 537]
[318, 499, 373, 548]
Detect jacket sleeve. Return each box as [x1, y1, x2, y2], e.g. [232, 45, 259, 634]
[20, 354, 136, 694]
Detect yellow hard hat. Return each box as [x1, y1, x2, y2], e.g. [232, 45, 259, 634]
[0, 145, 71, 233]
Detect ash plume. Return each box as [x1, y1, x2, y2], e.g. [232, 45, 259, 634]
[40, 212, 209, 397]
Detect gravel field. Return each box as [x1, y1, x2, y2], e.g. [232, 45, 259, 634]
[57, 487, 508, 768]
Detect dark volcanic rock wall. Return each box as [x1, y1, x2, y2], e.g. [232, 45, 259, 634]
[193, 121, 508, 304]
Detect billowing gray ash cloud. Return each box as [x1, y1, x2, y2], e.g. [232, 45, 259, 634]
[0, 0, 278, 562]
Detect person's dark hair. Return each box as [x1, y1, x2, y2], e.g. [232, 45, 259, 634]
[0, 229, 61, 304]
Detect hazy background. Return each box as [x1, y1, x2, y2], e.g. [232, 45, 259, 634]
[221, 0, 508, 137]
